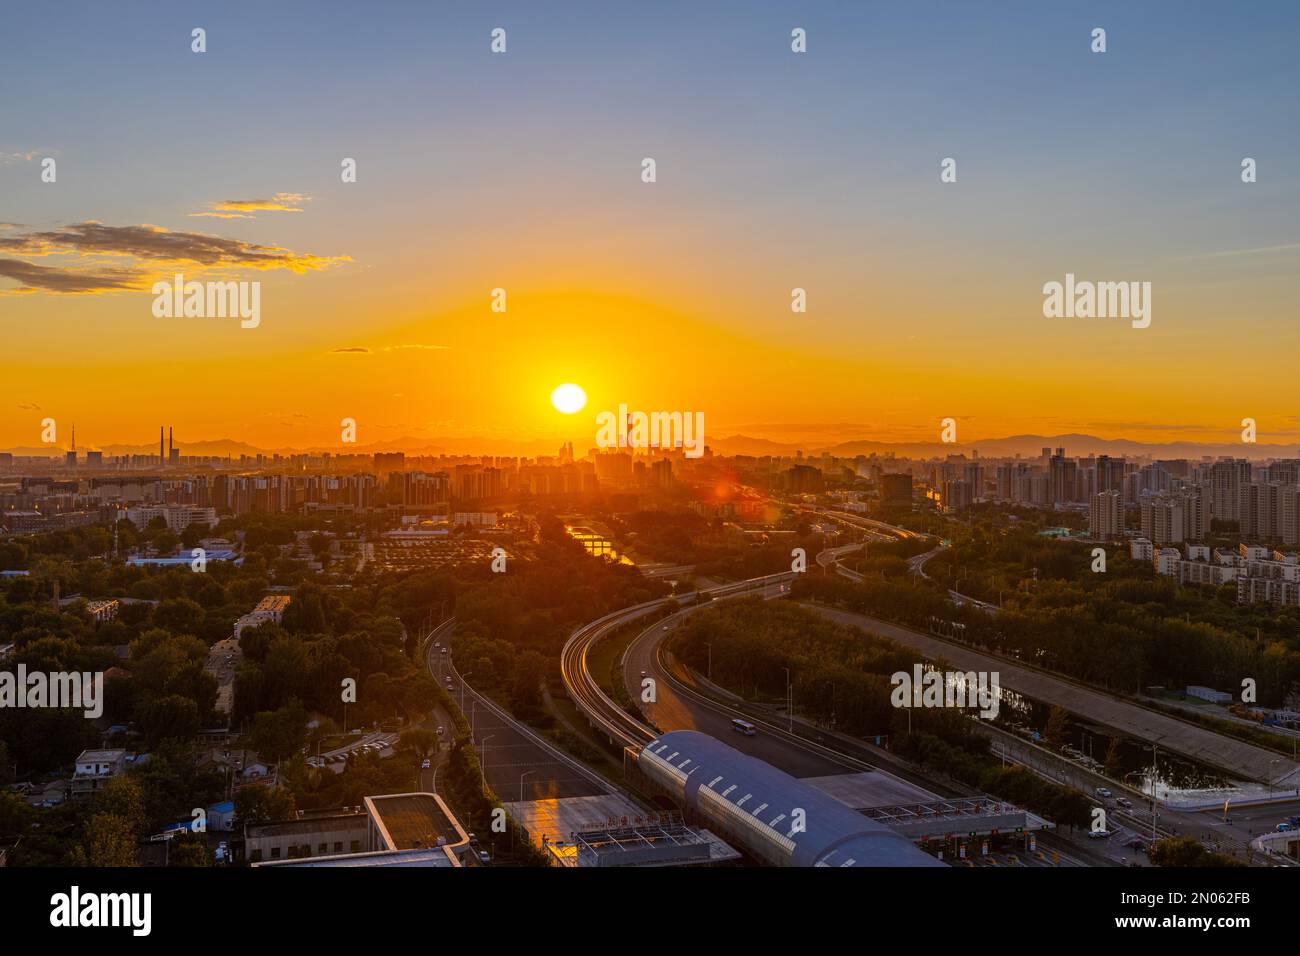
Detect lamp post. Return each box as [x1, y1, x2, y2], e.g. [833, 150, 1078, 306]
[782, 667, 792, 732]
[705, 643, 712, 680]
[520, 769, 535, 802]
[480, 735, 494, 789]
[1145, 744, 1159, 843]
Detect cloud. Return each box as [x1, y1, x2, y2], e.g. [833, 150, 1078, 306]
[0, 151, 41, 166]
[331, 344, 450, 354]
[17, 402, 41, 411]
[0, 221, 346, 272]
[0, 221, 350, 294]
[1181, 242, 1300, 261]
[190, 192, 311, 219]
[1077, 421, 1207, 433]
[0, 257, 143, 294]
[188, 211, 255, 220]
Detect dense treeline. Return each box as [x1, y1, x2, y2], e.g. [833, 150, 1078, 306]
[794, 554, 1300, 707]
[443, 517, 669, 713]
[672, 598, 914, 736]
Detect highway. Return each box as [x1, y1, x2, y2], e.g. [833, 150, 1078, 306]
[559, 572, 797, 751]
[808, 604, 1300, 788]
[424, 620, 617, 802]
[615, 587, 1111, 866]
[625, 601, 856, 779]
[560, 570, 1120, 866]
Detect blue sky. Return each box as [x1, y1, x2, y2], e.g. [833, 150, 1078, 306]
[2, 1, 1298, 448]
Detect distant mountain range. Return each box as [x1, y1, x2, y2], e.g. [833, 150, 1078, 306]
[701, 432, 1300, 461]
[6, 431, 1298, 461]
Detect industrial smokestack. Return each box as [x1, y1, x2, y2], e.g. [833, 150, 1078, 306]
[169, 427, 173, 460]
[160, 426, 164, 465]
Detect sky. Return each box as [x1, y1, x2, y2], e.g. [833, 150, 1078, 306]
[2, 1, 1299, 453]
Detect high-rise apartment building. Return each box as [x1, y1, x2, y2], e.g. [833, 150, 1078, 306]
[1089, 490, 1123, 539]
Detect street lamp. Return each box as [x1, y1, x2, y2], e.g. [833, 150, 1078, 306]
[480, 735, 494, 789]
[520, 769, 535, 802]
[1142, 744, 1159, 843]
[705, 642, 712, 680]
[782, 667, 792, 732]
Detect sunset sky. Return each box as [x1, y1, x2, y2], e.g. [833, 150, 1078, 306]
[3, 1, 1299, 453]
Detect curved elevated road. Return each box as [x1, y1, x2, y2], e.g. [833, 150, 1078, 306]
[561, 573, 797, 751]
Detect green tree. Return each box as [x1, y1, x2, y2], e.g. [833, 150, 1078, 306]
[84, 812, 139, 866]
[246, 700, 308, 763]
[169, 832, 211, 867]
[136, 694, 201, 747]
[1147, 836, 1244, 867]
[1102, 737, 1122, 779]
[1044, 706, 1070, 748]
[234, 784, 297, 826]
[398, 728, 440, 760]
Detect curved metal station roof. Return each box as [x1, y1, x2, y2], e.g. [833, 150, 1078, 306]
[641, 731, 945, 867]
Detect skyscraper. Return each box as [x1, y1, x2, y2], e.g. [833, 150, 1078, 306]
[1089, 490, 1123, 540]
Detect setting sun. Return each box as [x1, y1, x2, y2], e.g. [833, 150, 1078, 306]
[550, 383, 587, 415]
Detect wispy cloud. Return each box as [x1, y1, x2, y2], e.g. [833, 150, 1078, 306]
[190, 192, 311, 219]
[1180, 242, 1300, 261]
[331, 344, 450, 354]
[0, 257, 142, 294]
[0, 221, 350, 294]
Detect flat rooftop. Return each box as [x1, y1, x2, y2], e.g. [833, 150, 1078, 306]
[802, 771, 936, 809]
[254, 848, 458, 868]
[545, 822, 741, 868]
[367, 793, 465, 851]
[503, 793, 647, 848]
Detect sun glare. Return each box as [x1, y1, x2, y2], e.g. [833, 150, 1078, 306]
[550, 383, 587, 414]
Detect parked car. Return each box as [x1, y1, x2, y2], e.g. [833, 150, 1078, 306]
[420, 759, 431, 770]
[436, 726, 444, 736]
[1087, 829, 1112, 839]
[478, 850, 490, 864]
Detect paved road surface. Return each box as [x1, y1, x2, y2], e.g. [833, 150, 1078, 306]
[624, 612, 868, 779]
[430, 646, 612, 802]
